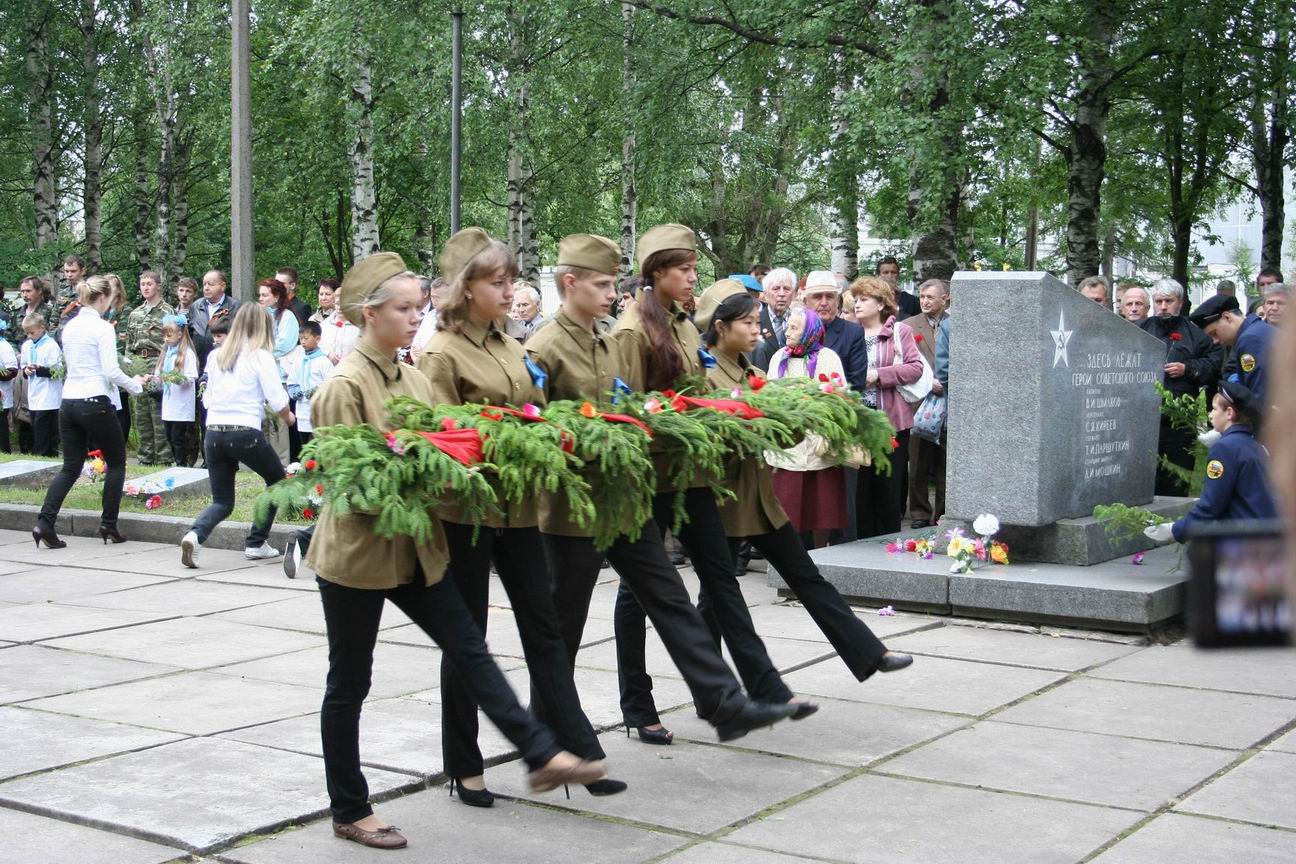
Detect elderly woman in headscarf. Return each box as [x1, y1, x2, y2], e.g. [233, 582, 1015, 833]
[764, 305, 849, 547]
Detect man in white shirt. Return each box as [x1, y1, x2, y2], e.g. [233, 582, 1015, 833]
[409, 276, 446, 360]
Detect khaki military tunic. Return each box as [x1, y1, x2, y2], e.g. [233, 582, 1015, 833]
[709, 349, 790, 537]
[306, 341, 449, 589]
[418, 319, 544, 528]
[612, 299, 709, 491]
[525, 310, 619, 537]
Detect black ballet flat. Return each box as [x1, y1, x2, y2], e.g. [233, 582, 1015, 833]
[449, 778, 494, 808]
[31, 526, 66, 549]
[789, 700, 820, 721]
[629, 725, 673, 746]
[877, 652, 914, 673]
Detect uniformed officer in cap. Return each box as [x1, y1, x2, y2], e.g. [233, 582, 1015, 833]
[1144, 380, 1279, 544]
[1191, 293, 1277, 403]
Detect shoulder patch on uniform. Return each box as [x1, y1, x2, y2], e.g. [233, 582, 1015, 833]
[1240, 354, 1256, 373]
[1206, 460, 1225, 480]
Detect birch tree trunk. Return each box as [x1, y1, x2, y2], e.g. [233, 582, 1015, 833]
[80, 0, 103, 270]
[171, 133, 192, 276]
[1250, 4, 1290, 273]
[348, 28, 380, 261]
[133, 114, 152, 271]
[1064, 0, 1116, 286]
[618, 1, 638, 280]
[26, 10, 58, 250]
[505, 5, 539, 284]
[828, 57, 858, 280]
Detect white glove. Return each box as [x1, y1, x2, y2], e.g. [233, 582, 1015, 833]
[1143, 523, 1174, 543]
[1197, 429, 1221, 447]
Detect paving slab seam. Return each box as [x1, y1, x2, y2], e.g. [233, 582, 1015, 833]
[866, 768, 1151, 815]
[1076, 671, 1296, 702]
[9, 613, 185, 645]
[6, 701, 210, 737]
[641, 836, 852, 864]
[0, 798, 195, 856]
[985, 717, 1253, 753]
[0, 727, 195, 784]
[892, 648, 1122, 675]
[492, 791, 706, 841]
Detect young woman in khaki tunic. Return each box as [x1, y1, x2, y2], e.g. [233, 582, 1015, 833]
[700, 283, 913, 680]
[528, 234, 799, 745]
[611, 226, 816, 730]
[417, 229, 622, 806]
[309, 253, 602, 850]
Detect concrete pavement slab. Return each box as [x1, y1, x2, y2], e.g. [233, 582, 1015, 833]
[194, 561, 317, 592]
[223, 786, 687, 864]
[63, 579, 295, 617]
[24, 671, 323, 735]
[69, 545, 253, 578]
[782, 653, 1065, 715]
[0, 806, 182, 864]
[42, 616, 322, 669]
[993, 677, 1296, 749]
[2, 537, 170, 569]
[1175, 750, 1296, 830]
[0, 737, 412, 854]
[0, 567, 178, 604]
[573, 631, 836, 682]
[216, 641, 443, 700]
[1089, 644, 1296, 698]
[0, 527, 46, 545]
[659, 843, 818, 863]
[1267, 727, 1296, 754]
[726, 773, 1140, 864]
[0, 644, 178, 703]
[501, 663, 696, 731]
[490, 731, 848, 835]
[0, 705, 184, 780]
[882, 720, 1238, 810]
[662, 695, 968, 766]
[0, 603, 174, 643]
[0, 561, 37, 577]
[222, 695, 516, 778]
[1092, 812, 1296, 863]
[888, 624, 1144, 671]
[212, 592, 418, 636]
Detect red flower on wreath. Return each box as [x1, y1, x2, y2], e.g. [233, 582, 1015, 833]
[891, 436, 900, 451]
[1169, 332, 1182, 342]
[314, 483, 324, 496]
[747, 373, 767, 391]
[302, 507, 316, 520]
[304, 459, 318, 471]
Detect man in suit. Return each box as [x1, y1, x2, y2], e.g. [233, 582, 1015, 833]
[751, 267, 798, 370]
[804, 271, 868, 392]
[904, 278, 949, 528]
[191, 270, 240, 365]
[877, 256, 921, 319]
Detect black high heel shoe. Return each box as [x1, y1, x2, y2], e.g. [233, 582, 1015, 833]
[31, 526, 66, 549]
[98, 526, 127, 545]
[449, 778, 494, 808]
[628, 725, 673, 746]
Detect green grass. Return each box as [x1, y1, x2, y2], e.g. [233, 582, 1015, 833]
[0, 452, 307, 525]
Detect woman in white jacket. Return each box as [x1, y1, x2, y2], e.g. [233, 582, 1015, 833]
[765, 306, 848, 548]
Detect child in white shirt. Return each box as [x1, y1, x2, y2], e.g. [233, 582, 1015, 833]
[291, 321, 334, 443]
[153, 314, 199, 466]
[20, 313, 63, 456]
[0, 325, 17, 452]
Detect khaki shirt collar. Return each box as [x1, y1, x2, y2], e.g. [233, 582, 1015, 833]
[553, 310, 602, 350]
[462, 317, 502, 348]
[355, 339, 402, 384]
[714, 349, 748, 387]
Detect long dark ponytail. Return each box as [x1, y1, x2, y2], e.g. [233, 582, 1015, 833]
[638, 249, 696, 391]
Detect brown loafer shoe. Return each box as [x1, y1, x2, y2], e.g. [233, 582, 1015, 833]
[527, 755, 606, 793]
[333, 821, 408, 849]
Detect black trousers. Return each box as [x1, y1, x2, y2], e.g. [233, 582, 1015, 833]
[440, 522, 603, 780]
[116, 393, 131, 443]
[857, 430, 910, 539]
[616, 488, 791, 721]
[191, 427, 284, 547]
[1155, 416, 1195, 497]
[40, 396, 127, 531]
[164, 421, 191, 467]
[0, 408, 9, 453]
[287, 398, 303, 464]
[31, 409, 58, 456]
[543, 524, 749, 729]
[318, 574, 560, 824]
[739, 522, 887, 679]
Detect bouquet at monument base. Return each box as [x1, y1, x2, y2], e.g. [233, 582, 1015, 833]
[884, 512, 1009, 573]
[258, 378, 895, 550]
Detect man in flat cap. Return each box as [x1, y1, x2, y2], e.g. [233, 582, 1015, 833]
[1191, 292, 1276, 405]
[1144, 380, 1278, 544]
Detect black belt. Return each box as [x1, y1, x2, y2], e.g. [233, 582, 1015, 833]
[208, 424, 256, 432]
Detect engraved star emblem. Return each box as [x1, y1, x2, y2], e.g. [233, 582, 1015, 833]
[1051, 310, 1072, 368]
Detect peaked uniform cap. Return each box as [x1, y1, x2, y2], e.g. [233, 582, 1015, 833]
[694, 279, 747, 332]
[440, 228, 496, 283]
[559, 234, 620, 275]
[339, 251, 408, 326]
[636, 224, 696, 270]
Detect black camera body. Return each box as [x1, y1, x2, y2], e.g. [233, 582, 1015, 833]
[1186, 520, 1290, 648]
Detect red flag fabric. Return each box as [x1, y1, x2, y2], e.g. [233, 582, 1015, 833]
[417, 428, 485, 465]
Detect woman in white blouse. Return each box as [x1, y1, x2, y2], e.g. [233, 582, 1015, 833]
[35, 277, 146, 548]
[180, 303, 294, 568]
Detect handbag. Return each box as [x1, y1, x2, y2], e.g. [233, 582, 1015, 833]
[893, 328, 934, 404]
[911, 392, 947, 442]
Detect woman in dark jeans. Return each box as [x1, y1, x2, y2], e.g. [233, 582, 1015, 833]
[180, 303, 293, 568]
[35, 276, 145, 548]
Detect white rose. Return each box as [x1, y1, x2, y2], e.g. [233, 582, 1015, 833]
[973, 513, 1000, 537]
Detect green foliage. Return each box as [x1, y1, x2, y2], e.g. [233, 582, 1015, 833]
[744, 378, 895, 475]
[1093, 503, 1169, 545]
[1156, 383, 1209, 496]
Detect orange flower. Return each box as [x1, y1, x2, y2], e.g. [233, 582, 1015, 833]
[580, 401, 598, 419]
[990, 542, 1009, 565]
